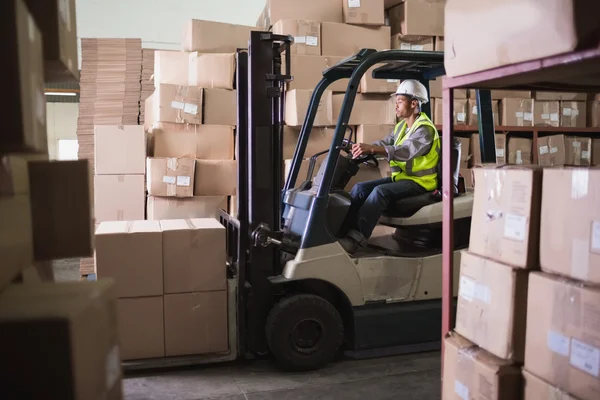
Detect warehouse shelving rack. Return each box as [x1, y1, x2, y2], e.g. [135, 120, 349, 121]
[440, 46, 600, 354]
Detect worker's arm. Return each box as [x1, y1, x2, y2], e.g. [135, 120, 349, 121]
[371, 130, 395, 147]
[383, 125, 434, 162]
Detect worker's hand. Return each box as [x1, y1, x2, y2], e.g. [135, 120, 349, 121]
[352, 143, 382, 158]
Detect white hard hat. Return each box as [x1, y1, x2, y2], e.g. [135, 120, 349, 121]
[395, 79, 429, 104]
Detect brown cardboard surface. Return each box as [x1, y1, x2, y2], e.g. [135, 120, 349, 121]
[434, 36, 444, 51]
[203, 89, 237, 125]
[523, 370, 579, 400]
[360, 65, 399, 93]
[469, 134, 506, 166]
[283, 126, 335, 159]
[164, 291, 228, 356]
[188, 52, 235, 90]
[0, 195, 33, 291]
[525, 272, 600, 400]
[261, 0, 343, 29]
[457, 136, 471, 170]
[508, 137, 533, 165]
[118, 297, 165, 360]
[94, 125, 146, 175]
[432, 98, 442, 125]
[537, 135, 592, 166]
[94, 174, 145, 222]
[28, 160, 93, 260]
[153, 125, 234, 160]
[150, 84, 203, 125]
[0, 155, 30, 195]
[357, 124, 396, 144]
[321, 22, 390, 56]
[444, 0, 600, 77]
[594, 138, 600, 165]
[502, 98, 534, 126]
[0, 281, 122, 399]
[469, 90, 532, 100]
[2, 0, 47, 153]
[25, 0, 79, 82]
[285, 55, 348, 91]
[182, 19, 254, 52]
[534, 101, 561, 127]
[390, 34, 434, 51]
[229, 196, 237, 217]
[147, 196, 228, 220]
[429, 78, 467, 99]
[535, 92, 587, 101]
[284, 158, 323, 188]
[442, 332, 522, 400]
[95, 221, 162, 297]
[539, 168, 600, 284]
[469, 166, 542, 268]
[453, 99, 468, 125]
[286, 89, 333, 126]
[560, 101, 587, 128]
[343, 0, 385, 26]
[389, 0, 445, 36]
[468, 99, 500, 126]
[160, 218, 226, 294]
[333, 93, 396, 125]
[591, 101, 600, 128]
[495, 134, 507, 164]
[461, 167, 474, 189]
[154, 50, 190, 87]
[193, 160, 237, 196]
[147, 157, 196, 198]
[456, 251, 529, 362]
[273, 20, 321, 56]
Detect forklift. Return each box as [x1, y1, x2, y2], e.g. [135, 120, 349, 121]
[220, 31, 496, 371]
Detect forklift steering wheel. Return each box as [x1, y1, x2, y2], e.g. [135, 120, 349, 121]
[341, 138, 379, 168]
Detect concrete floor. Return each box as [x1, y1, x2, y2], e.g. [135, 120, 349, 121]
[53, 259, 442, 400]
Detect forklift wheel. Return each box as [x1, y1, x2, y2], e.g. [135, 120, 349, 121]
[266, 294, 344, 371]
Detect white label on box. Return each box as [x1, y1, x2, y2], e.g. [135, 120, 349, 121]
[454, 380, 469, 400]
[582, 150, 591, 159]
[515, 112, 524, 119]
[184, 103, 198, 115]
[387, 79, 400, 83]
[472, 106, 478, 115]
[539, 145, 549, 155]
[570, 338, 600, 378]
[171, 101, 185, 110]
[524, 112, 533, 121]
[573, 109, 580, 116]
[306, 36, 319, 47]
[411, 44, 424, 51]
[550, 147, 558, 154]
[475, 284, 492, 304]
[176, 176, 191, 187]
[294, 36, 306, 44]
[541, 113, 550, 120]
[516, 150, 523, 164]
[496, 149, 505, 158]
[400, 43, 411, 50]
[28, 14, 36, 42]
[572, 169, 589, 199]
[105, 346, 120, 389]
[591, 221, 600, 251]
[504, 213, 527, 241]
[551, 113, 560, 122]
[348, 0, 361, 7]
[162, 176, 176, 184]
[459, 276, 475, 302]
[457, 112, 466, 122]
[573, 141, 581, 148]
[548, 330, 570, 357]
[563, 108, 572, 116]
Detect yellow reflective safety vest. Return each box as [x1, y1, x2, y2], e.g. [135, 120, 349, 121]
[389, 112, 440, 191]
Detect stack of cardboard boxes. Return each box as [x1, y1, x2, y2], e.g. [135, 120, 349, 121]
[1, 1, 123, 398]
[139, 49, 156, 125]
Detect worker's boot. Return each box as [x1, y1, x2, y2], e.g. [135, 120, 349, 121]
[338, 230, 366, 255]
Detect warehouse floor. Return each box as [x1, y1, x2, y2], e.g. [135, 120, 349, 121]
[54, 260, 441, 400]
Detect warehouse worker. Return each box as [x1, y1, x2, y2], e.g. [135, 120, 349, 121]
[339, 79, 440, 254]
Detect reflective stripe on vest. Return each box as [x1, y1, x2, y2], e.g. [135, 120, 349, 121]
[389, 113, 440, 191]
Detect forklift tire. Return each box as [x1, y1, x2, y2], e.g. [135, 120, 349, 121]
[266, 294, 344, 371]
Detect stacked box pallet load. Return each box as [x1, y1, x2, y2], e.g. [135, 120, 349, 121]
[1, 1, 123, 398]
[139, 49, 156, 125]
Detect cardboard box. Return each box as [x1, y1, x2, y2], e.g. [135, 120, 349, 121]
[203, 89, 237, 125]
[0, 281, 122, 399]
[273, 20, 321, 56]
[360, 65, 399, 93]
[321, 22, 390, 57]
[343, 0, 385, 26]
[591, 101, 600, 128]
[539, 168, 600, 284]
[468, 99, 500, 126]
[154, 50, 190, 87]
[390, 34, 434, 51]
[0, 155, 30, 195]
[534, 101, 560, 127]
[182, 19, 254, 52]
[469, 166, 542, 268]
[525, 272, 600, 400]
[285, 55, 348, 92]
[461, 167, 474, 190]
[456, 251, 529, 362]
[442, 332, 522, 400]
[434, 36, 444, 51]
[444, 0, 600, 77]
[535, 91, 587, 101]
[164, 291, 228, 356]
[470, 133, 507, 165]
[118, 297, 165, 360]
[0, 195, 33, 290]
[28, 160, 93, 260]
[283, 126, 335, 159]
[284, 158, 323, 188]
[286, 89, 333, 127]
[147, 157, 196, 198]
[470, 90, 532, 100]
[333, 93, 396, 125]
[229, 196, 237, 217]
[594, 138, 600, 165]
[153, 125, 234, 160]
[456, 136, 471, 169]
[160, 218, 226, 294]
[429, 78, 467, 99]
[432, 98, 441, 124]
[95, 221, 163, 297]
[560, 101, 587, 128]
[389, 0, 445, 36]
[357, 124, 396, 144]
[453, 99, 468, 125]
[147, 196, 228, 220]
[194, 160, 237, 196]
[188, 52, 235, 89]
[2, 0, 47, 153]
[94, 125, 146, 175]
[523, 370, 579, 400]
[384, 0, 402, 8]
[501, 98, 534, 126]
[537, 135, 592, 166]
[94, 175, 145, 222]
[260, 0, 343, 29]
[507, 137, 533, 165]
[150, 84, 203, 125]
[25, 0, 78, 82]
